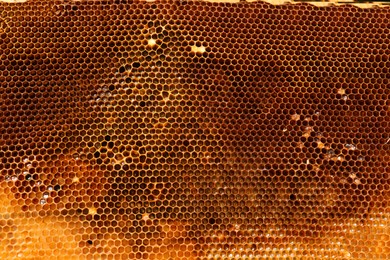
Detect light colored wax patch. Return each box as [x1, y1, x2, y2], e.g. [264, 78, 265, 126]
[148, 38, 157, 47]
[337, 88, 346, 95]
[191, 45, 206, 54]
[208, 0, 386, 8]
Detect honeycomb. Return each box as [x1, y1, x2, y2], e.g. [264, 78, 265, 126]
[0, 0, 389, 259]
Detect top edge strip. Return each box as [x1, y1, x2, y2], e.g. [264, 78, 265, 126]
[0, 0, 387, 8]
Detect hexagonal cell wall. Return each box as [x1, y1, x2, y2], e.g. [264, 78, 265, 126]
[0, 0, 389, 259]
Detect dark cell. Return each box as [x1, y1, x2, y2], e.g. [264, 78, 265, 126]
[119, 66, 126, 73]
[94, 151, 100, 158]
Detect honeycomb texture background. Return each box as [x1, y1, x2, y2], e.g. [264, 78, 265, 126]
[0, 0, 389, 259]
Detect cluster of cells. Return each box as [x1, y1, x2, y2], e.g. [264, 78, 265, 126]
[0, 0, 389, 259]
